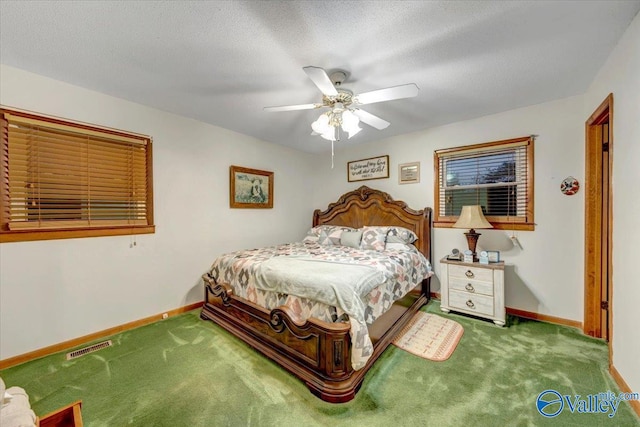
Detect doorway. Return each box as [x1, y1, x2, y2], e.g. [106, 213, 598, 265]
[584, 93, 613, 344]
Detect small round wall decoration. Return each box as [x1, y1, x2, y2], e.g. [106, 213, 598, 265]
[560, 176, 580, 195]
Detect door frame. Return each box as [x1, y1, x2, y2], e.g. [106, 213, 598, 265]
[584, 93, 613, 352]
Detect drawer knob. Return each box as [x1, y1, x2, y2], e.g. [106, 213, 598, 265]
[466, 300, 475, 309]
[465, 270, 475, 278]
[465, 283, 475, 292]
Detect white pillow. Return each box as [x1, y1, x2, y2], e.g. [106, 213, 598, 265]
[340, 230, 363, 248]
[0, 385, 37, 427]
[0, 377, 8, 405]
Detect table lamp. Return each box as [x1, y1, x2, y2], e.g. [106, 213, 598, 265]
[453, 205, 493, 260]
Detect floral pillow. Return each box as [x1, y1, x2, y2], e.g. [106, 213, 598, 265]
[303, 228, 321, 242]
[308, 225, 356, 245]
[386, 226, 418, 244]
[385, 242, 415, 252]
[360, 226, 389, 251]
[303, 225, 352, 243]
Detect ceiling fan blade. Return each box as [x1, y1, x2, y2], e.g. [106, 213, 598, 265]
[264, 103, 321, 112]
[303, 66, 338, 97]
[355, 83, 419, 105]
[353, 109, 390, 130]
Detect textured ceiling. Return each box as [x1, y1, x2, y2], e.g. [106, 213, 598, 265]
[1, 1, 639, 153]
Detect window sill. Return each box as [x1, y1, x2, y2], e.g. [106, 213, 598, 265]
[0, 225, 155, 243]
[434, 221, 534, 231]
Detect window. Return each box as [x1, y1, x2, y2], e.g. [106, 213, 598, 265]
[434, 136, 534, 230]
[1, 108, 154, 242]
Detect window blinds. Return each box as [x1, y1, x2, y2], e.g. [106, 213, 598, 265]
[434, 136, 534, 229]
[2, 111, 152, 231]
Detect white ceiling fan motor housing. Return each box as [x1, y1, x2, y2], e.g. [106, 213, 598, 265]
[329, 70, 348, 87]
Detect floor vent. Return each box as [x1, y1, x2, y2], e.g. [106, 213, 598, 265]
[66, 340, 113, 360]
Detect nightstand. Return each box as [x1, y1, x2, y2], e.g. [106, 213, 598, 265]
[440, 257, 506, 326]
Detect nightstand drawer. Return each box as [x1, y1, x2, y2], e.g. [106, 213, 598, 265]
[449, 278, 494, 296]
[448, 264, 494, 282]
[449, 289, 494, 317]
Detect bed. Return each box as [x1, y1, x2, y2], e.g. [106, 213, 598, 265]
[200, 186, 433, 402]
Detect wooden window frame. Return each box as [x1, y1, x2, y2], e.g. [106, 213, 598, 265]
[433, 136, 535, 231]
[0, 108, 155, 243]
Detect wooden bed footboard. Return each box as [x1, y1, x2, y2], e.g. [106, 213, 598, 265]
[201, 273, 352, 380]
[201, 272, 431, 402]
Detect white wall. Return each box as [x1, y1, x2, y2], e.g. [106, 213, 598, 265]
[0, 65, 316, 359]
[313, 95, 586, 322]
[585, 12, 640, 395]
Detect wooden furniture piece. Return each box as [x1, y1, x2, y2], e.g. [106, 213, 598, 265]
[440, 257, 505, 326]
[201, 186, 432, 403]
[37, 401, 83, 427]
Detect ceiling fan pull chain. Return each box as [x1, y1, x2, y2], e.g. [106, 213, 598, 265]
[331, 140, 335, 169]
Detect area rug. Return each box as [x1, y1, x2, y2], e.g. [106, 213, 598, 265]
[392, 312, 464, 361]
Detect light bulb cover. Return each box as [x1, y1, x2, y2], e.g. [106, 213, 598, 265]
[311, 114, 331, 134]
[320, 126, 336, 141]
[342, 110, 358, 127]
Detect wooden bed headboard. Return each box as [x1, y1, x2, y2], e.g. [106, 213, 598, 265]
[313, 186, 432, 261]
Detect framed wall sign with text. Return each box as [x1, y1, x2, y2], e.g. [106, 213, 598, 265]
[398, 162, 420, 184]
[347, 155, 389, 182]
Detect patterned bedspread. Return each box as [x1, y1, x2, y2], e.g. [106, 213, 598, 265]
[207, 240, 432, 370]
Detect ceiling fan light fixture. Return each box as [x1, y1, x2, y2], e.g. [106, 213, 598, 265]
[341, 110, 361, 139]
[320, 126, 336, 141]
[311, 113, 331, 134]
[266, 66, 418, 144]
[311, 108, 363, 141]
[341, 109, 358, 127]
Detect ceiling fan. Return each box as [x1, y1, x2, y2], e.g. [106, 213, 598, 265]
[264, 66, 419, 141]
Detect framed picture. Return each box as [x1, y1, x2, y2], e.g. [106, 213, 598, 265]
[487, 250, 501, 263]
[398, 162, 420, 184]
[347, 155, 389, 182]
[229, 165, 273, 209]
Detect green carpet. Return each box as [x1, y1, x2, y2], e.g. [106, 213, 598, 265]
[1, 301, 638, 426]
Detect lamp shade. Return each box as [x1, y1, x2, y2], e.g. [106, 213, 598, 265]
[452, 205, 493, 229]
[311, 114, 330, 134]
